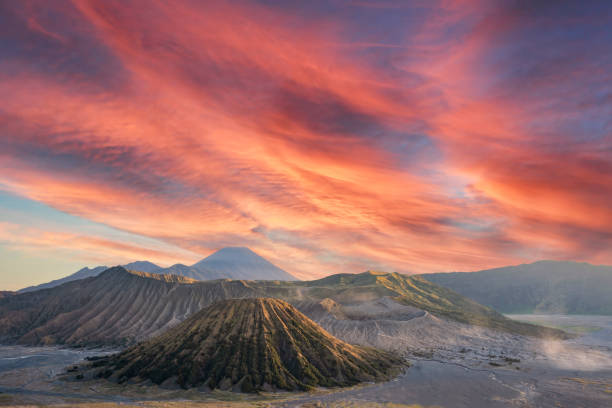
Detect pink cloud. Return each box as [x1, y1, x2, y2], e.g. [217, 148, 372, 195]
[0, 0, 610, 278]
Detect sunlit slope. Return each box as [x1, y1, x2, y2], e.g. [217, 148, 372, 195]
[0, 268, 565, 346]
[302, 271, 564, 337]
[88, 298, 403, 391]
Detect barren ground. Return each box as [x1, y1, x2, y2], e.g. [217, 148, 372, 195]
[1, 315, 611, 408]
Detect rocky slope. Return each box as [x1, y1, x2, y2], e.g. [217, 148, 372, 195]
[422, 260, 612, 314]
[0, 267, 257, 346]
[0, 267, 565, 348]
[86, 298, 403, 391]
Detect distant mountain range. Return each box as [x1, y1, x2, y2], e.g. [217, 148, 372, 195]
[85, 298, 403, 391]
[422, 260, 612, 315]
[18, 247, 296, 293]
[18, 266, 109, 293]
[0, 266, 563, 347]
[164, 246, 296, 281]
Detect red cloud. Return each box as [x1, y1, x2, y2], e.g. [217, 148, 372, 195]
[0, 0, 610, 278]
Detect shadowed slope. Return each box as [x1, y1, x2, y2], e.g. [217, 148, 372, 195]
[89, 298, 403, 391]
[0, 291, 13, 299]
[422, 261, 612, 314]
[0, 267, 259, 346]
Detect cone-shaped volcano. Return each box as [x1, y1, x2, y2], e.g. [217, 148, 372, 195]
[89, 298, 403, 391]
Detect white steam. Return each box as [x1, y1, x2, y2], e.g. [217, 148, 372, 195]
[538, 339, 612, 371]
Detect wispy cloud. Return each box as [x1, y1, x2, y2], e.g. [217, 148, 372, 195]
[0, 0, 610, 281]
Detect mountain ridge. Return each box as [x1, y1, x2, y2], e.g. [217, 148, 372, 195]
[18, 266, 109, 293]
[16, 247, 297, 293]
[421, 260, 612, 315]
[0, 291, 14, 299]
[123, 261, 162, 273]
[0, 267, 565, 348]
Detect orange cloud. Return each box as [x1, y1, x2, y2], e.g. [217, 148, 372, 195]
[0, 0, 610, 280]
[0, 222, 197, 266]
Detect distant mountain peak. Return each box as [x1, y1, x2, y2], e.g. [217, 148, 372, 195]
[199, 246, 265, 260]
[123, 260, 162, 273]
[214, 246, 252, 252]
[190, 246, 298, 281]
[17, 247, 294, 294]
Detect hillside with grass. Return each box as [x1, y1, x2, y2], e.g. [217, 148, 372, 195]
[86, 298, 403, 391]
[302, 271, 564, 337]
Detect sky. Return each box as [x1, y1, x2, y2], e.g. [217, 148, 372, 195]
[0, 0, 611, 289]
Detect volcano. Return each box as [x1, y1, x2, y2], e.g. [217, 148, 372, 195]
[88, 297, 403, 391]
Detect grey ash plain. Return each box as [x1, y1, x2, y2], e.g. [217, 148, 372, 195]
[1, 315, 611, 407]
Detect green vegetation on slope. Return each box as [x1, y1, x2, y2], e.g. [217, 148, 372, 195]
[422, 261, 612, 315]
[88, 298, 404, 392]
[296, 271, 566, 338]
